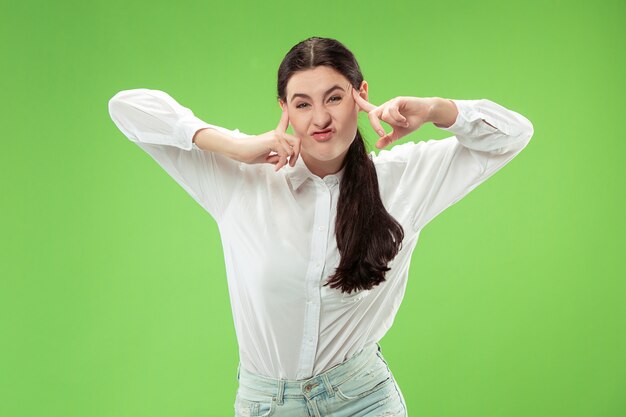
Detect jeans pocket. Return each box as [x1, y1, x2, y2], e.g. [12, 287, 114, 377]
[334, 359, 393, 401]
[234, 390, 276, 417]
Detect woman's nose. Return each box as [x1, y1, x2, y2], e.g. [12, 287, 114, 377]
[312, 107, 332, 129]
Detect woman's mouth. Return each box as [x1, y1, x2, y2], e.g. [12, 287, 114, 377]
[312, 129, 333, 142]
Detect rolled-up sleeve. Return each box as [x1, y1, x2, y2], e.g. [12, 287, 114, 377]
[108, 88, 249, 222]
[374, 98, 534, 232]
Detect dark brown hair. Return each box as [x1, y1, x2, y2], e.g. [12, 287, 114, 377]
[277, 37, 404, 294]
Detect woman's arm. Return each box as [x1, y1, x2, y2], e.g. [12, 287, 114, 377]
[430, 97, 534, 164]
[430, 98, 459, 129]
[430, 98, 498, 130]
[371, 96, 534, 232]
[107, 88, 246, 222]
[192, 126, 238, 158]
[416, 98, 534, 229]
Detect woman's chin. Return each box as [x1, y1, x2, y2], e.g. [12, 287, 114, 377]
[310, 150, 341, 162]
[302, 139, 351, 164]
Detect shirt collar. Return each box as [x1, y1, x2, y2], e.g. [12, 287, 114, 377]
[286, 155, 347, 191]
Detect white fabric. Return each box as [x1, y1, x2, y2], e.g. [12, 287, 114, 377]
[108, 88, 534, 380]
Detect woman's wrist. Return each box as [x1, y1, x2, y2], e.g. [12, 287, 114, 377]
[429, 98, 459, 129]
[193, 127, 238, 158]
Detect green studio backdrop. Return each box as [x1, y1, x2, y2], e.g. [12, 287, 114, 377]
[1, 0, 624, 416]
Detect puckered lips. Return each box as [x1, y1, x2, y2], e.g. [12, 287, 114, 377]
[312, 128, 334, 142]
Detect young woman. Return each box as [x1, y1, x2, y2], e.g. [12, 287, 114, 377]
[108, 36, 533, 417]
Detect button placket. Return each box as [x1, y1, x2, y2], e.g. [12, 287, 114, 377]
[295, 181, 332, 380]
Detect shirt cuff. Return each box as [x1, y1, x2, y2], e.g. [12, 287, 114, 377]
[438, 99, 510, 134]
[175, 113, 242, 151]
[435, 99, 532, 153]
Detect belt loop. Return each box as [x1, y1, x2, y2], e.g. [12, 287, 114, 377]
[321, 373, 335, 397]
[277, 379, 285, 405]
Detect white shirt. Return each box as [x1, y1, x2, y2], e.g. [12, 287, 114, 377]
[108, 88, 534, 380]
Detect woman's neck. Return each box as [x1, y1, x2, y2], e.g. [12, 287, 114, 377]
[301, 150, 348, 179]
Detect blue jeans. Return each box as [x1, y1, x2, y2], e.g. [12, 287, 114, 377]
[234, 342, 408, 416]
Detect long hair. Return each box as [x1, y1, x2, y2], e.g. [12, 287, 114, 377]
[276, 37, 404, 294]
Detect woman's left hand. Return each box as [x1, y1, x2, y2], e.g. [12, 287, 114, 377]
[351, 86, 438, 149]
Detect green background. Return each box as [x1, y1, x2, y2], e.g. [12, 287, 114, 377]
[1, 0, 624, 416]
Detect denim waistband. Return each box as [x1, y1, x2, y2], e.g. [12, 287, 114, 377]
[237, 342, 381, 402]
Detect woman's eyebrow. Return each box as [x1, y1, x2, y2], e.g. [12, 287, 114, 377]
[290, 85, 345, 102]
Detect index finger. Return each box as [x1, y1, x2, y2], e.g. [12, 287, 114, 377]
[277, 105, 290, 133]
[351, 85, 377, 113]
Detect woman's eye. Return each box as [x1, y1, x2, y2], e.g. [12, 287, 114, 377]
[296, 96, 341, 109]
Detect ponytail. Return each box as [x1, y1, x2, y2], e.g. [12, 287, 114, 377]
[324, 129, 404, 293]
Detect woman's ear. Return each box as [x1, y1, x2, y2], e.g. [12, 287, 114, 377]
[278, 99, 286, 111]
[359, 81, 369, 102]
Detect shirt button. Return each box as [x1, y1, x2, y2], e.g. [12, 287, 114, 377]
[307, 300, 312, 305]
[239, 165, 245, 171]
[318, 226, 325, 231]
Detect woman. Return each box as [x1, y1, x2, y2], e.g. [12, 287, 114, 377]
[108, 36, 533, 417]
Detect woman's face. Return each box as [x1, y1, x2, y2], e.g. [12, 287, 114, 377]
[279, 66, 368, 173]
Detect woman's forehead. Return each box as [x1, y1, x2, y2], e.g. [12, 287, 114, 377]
[286, 67, 349, 99]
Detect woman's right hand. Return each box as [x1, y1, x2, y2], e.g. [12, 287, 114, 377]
[232, 106, 301, 171]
